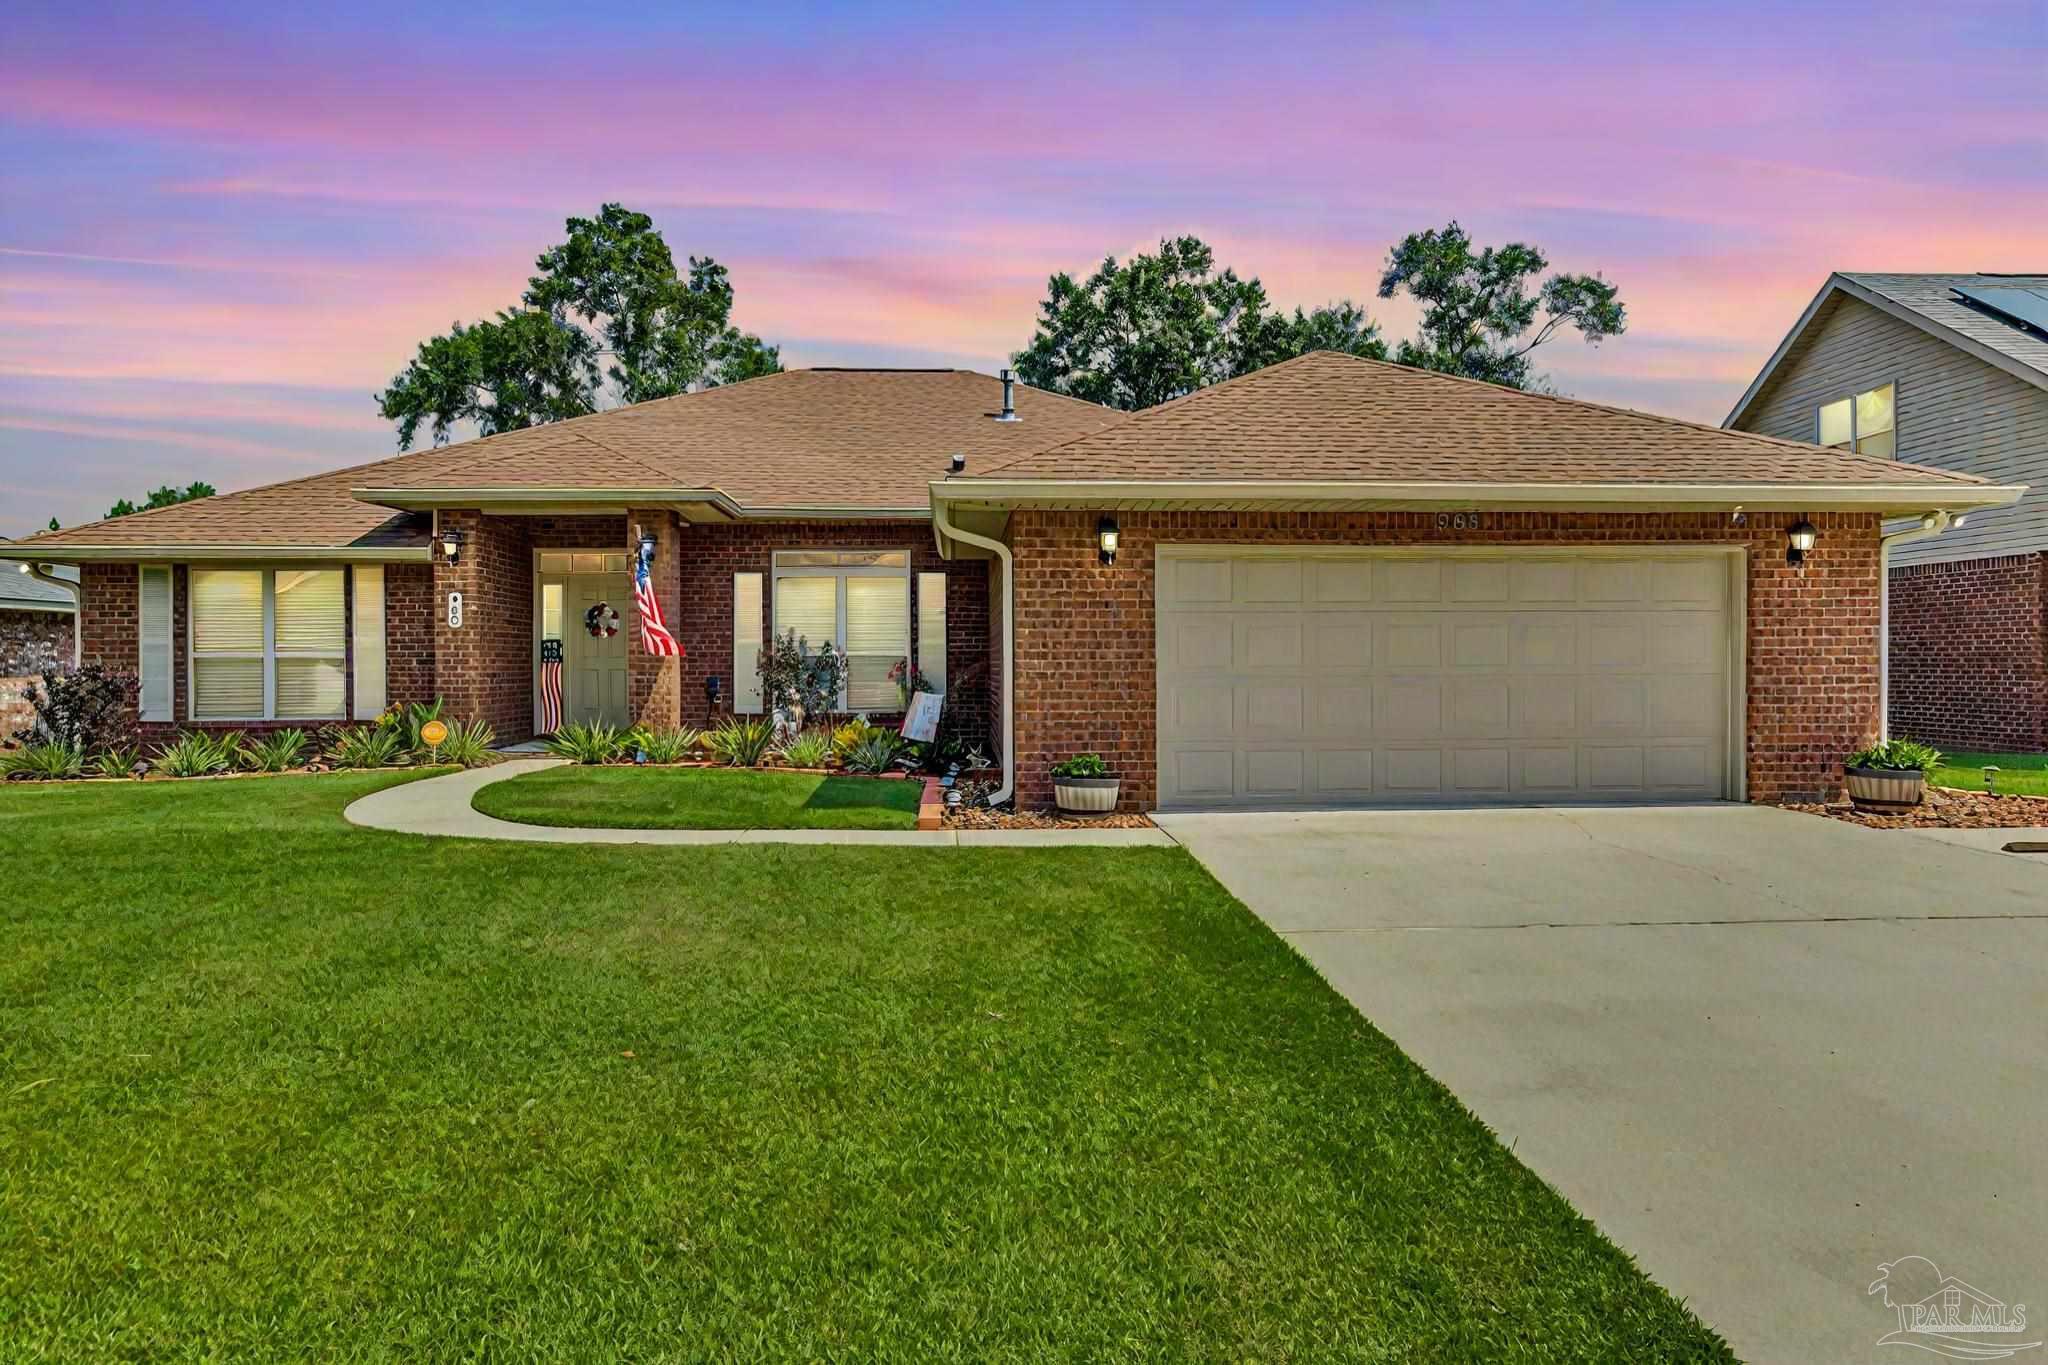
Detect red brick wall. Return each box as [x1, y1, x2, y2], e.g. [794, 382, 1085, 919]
[628, 509, 685, 730]
[1006, 510, 1884, 810]
[1, 609, 72, 676]
[669, 519, 990, 744]
[383, 563, 436, 708]
[1888, 552, 2047, 752]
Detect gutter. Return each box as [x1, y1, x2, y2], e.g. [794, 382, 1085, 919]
[22, 563, 82, 667]
[931, 478, 2025, 516]
[1876, 511, 1959, 742]
[7, 545, 433, 563]
[931, 499, 1014, 808]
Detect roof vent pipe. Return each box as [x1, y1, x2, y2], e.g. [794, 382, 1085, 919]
[996, 368, 1018, 421]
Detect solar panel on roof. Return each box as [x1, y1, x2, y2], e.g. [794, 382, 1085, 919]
[1952, 285, 2048, 339]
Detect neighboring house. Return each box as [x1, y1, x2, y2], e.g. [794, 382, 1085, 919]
[1, 541, 78, 740]
[1726, 273, 2048, 753]
[15, 355, 2019, 808]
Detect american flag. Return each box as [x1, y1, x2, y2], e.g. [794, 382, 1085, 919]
[538, 638, 563, 733]
[634, 536, 682, 658]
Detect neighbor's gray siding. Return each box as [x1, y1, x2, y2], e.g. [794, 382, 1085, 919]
[1733, 295, 2047, 566]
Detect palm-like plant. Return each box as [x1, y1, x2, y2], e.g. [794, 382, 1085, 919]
[325, 725, 408, 770]
[545, 721, 629, 764]
[2, 740, 85, 780]
[706, 717, 777, 767]
[157, 730, 243, 777]
[239, 728, 309, 773]
[637, 726, 701, 764]
[432, 718, 496, 768]
[777, 728, 834, 769]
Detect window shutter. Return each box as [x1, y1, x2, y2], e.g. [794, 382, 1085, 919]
[844, 576, 909, 710]
[352, 565, 386, 719]
[138, 566, 172, 721]
[733, 572, 764, 714]
[915, 571, 947, 696]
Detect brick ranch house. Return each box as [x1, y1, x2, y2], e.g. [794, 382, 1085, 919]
[13, 353, 2021, 809]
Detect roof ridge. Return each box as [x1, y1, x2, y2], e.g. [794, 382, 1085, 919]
[976, 349, 1975, 485]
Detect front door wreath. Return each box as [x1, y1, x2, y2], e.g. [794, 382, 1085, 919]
[585, 602, 620, 638]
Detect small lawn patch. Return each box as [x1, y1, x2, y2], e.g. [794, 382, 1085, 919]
[473, 764, 923, 829]
[1932, 750, 2048, 797]
[1, 774, 1732, 1359]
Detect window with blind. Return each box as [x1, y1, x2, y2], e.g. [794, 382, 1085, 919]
[189, 568, 348, 720]
[770, 550, 912, 711]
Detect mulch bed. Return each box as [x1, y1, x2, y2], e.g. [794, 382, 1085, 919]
[946, 805, 1156, 830]
[1783, 785, 2048, 830]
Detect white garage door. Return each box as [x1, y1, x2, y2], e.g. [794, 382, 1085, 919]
[1156, 548, 1738, 807]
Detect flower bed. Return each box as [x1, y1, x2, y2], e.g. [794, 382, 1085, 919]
[1783, 786, 2048, 830]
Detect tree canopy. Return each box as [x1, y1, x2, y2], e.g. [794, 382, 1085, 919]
[378, 204, 781, 449]
[1011, 235, 1385, 411]
[1377, 221, 1625, 390]
[105, 481, 216, 520]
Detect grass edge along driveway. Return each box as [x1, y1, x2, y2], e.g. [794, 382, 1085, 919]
[472, 763, 924, 829]
[1, 771, 1733, 1360]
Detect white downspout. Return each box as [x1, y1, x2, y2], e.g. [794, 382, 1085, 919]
[25, 563, 82, 667]
[1877, 511, 1957, 741]
[931, 496, 1014, 807]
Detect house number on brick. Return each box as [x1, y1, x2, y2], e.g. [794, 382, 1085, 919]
[1435, 512, 1486, 531]
[446, 592, 463, 629]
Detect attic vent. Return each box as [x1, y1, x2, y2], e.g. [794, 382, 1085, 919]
[995, 368, 1019, 421]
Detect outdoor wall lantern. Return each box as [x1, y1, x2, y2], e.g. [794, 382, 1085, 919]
[638, 530, 658, 561]
[705, 674, 722, 707]
[1786, 520, 1817, 566]
[1097, 515, 1120, 566]
[438, 526, 465, 566]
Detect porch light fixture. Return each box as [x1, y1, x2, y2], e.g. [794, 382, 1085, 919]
[438, 527, 465, 565]
[1787, 520, 1817, 566]
[1097, 516, 1120, 566]
[705, 674, 722, 707]
[638, 530, 658, 561]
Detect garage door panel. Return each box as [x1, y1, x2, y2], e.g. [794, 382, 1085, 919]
[1449, 676, 1509, 736]
[1157, 550, 1732, 807]
[1238, 557, 1303, 604]
[1238, 617, 1303, 670]
[1244, 683, 1305, 736]
[1170, 615, 1234, 670]
[1310, 559, 1374, 603]
[1376, 677, 1443, 738]
[1312, 619, 1372, 669]
[1384, 619, 1443, 669]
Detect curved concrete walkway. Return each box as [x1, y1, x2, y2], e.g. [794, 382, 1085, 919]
[343, 759, 1177, 847]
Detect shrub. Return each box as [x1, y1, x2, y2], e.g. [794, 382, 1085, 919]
[326, 724, 408, 770]
[1847, 738, 1942, 773]
[239, 729, 309, 773]
[157, 730, 243, 778]
[12, 663, 137, 753]
[2, 740, 85, 781]
[95, 743, 142, 780]
[706, 717, 777, 767]
[1051, 753, 1111, 779]
[637, 726, 700, 764]
[433, 719, 496, 768]
[758, 630, 846, 735]
[777, 727, 834, 769]
[376, 697, 447, 755]
[831, 719, 890, 762]
[545, 721, 630, 765]
[841, 731, 903, 774]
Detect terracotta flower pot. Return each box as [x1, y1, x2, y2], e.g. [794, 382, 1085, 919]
[1845, 765, 1926, 811]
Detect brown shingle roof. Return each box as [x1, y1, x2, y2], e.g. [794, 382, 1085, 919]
[976, 350, 1990, 487]
[17, 368, 1123, 553]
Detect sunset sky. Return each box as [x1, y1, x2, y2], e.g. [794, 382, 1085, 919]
[4, 0, 2045, 533]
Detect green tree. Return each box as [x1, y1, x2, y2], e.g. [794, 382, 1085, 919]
[378, 204, 781, 449]
[1012, 235, 1384, 411]
[105, 481, 217, 520]
[1377, 221, 1624, 390]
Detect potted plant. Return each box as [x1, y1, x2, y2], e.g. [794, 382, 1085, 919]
[1051, 752, 1119, 816]
[1844, 738, 1942, 811]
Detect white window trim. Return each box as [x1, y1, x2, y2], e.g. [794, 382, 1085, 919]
[1814, 378, 1898, 455]
[187, 566, 348, 722]
[770, 549, 913, 711]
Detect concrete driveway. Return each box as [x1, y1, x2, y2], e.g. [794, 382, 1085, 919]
[1154, 805, 2047, 1365]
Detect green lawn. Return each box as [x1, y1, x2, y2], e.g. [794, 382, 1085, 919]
[474, 764, 924, 829]
[1929, 750, 2048, 797]
[0, 774, 1730, 1360]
